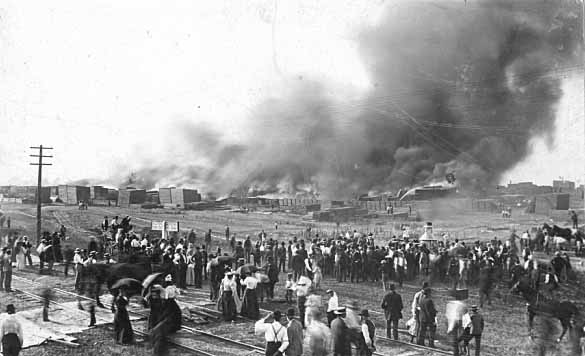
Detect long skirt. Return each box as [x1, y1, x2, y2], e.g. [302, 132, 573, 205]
[148, 299, 163, 331]
[242, 288, 259, 320]
[165, 299, 182, 333]
[16, 252, 26, 270]
[114, 308, 134, 344]
[2, 333, 21, 356]
[186, 264, 195, 286]
[221, 291, 236, 321]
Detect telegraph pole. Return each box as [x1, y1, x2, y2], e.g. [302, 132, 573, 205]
[30, 145, 53, 244]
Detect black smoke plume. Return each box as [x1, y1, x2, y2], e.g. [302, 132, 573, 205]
[116, 0, 583, 199]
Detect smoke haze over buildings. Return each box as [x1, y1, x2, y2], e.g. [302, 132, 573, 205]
[103, 0, 582, 199]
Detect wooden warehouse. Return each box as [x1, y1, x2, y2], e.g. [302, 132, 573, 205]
[118, 189, 146, 207]
[57, 185, 91, 205]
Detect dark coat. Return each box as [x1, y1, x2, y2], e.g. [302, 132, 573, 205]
[331, 317, 351, 356]
[419, 296, 437, 324]
[381, 291, 403, 320]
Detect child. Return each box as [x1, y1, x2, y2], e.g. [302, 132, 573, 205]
[285, 273, 294, 304]
[406, 317, 417, 343]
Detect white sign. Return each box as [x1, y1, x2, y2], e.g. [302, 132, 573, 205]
[151, 221, 180, 232]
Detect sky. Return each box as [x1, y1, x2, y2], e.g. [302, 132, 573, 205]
[0, 0, 583, 189]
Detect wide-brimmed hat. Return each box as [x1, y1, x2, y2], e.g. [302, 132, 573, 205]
[74, 248, 81, 253]
[334, 307, 346, 315]
[471, 305, 478, 311]
[326, 289, 334, 294]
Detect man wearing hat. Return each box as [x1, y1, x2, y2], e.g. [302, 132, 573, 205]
[417, 288, 437, 347]
[326, 289, 339, 327]
[460, 305, 484, 356]
[359, 309, 376, 356]
[254, 310, 289, 356]
[285, 308, 303, 356]
[0, 304, 23, 356]
[381, 283, 403, 340]
[103, 253, 115, 264]
[412, 282, 429, 341]
[84, 251, 97, 267]
[73, 248, 83, 290]
[21, 236, 33, 267]
[331, 307, 350, 356]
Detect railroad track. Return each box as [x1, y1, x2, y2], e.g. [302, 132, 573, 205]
[180, 289, 450, 356]
[11, 274, 263, 356]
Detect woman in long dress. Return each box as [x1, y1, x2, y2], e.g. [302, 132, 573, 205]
[114, 288, 134, 344]
[15, 239, 26, 270]
[240, 273, 259, 319]
[163, 275, 182, 333]
[186, 253, 196, 286]
[218, 272, 238, 321]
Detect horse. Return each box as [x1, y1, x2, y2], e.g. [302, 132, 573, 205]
[511, 277, 579, 343]
[77, 262, 153, 311]
[542, 223, 573, 240]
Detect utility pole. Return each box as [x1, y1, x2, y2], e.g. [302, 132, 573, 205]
[30, 145, 53, 244]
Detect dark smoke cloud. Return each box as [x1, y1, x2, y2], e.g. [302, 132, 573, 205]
[116, 0, 583, 199]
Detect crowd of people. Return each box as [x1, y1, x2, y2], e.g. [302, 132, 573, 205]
[0, 213, 583, 356]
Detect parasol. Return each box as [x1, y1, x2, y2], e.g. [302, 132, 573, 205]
[236, 264, 259, 275]
[110, 278, 142, 295]
[142, 272, 165, 290]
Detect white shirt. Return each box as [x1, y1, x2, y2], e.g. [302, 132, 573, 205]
[0, 314, 23, 345]
[462, 312, 472, 329]
[73, 253, 83, 264]
[165, 285, 178, 299]
[362, 323, 373, 347]
[254, 319, 289, 353]
[412, 290, 424, 316]
[394, 256, 406, 269]
[222, 277, 237, 291]
[242, 276, 259, 290]
[327, 293, 338, 312]
[131, 239, 141, 248]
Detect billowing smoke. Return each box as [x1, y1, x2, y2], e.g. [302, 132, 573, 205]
[113, 0, 583, 199]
